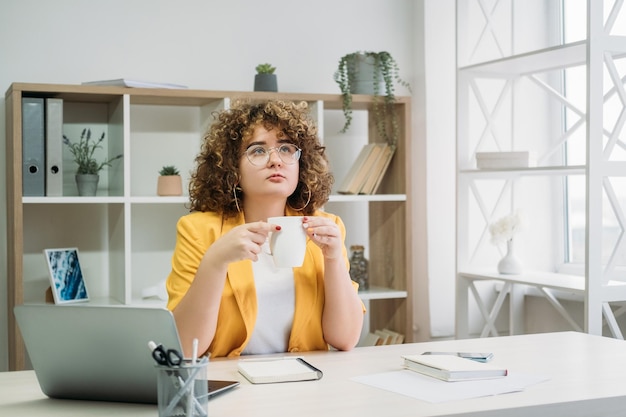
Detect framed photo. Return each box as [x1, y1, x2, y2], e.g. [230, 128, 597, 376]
[44, 248, 89, 304]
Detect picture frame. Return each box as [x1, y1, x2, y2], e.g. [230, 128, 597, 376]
[44, 247, 89, 304]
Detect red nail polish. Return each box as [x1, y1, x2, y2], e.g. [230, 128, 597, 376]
[276, 225, 282, 231]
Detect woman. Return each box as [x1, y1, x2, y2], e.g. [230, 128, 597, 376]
[166, 100, 364, 358]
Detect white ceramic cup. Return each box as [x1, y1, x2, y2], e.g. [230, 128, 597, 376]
[267, 216, 307, 268]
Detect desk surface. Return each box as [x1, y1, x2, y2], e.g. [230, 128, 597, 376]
[2, 331, 626, 417]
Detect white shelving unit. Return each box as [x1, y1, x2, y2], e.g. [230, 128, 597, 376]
[455, 1, 626, 339]
[6, 83, 415, 370]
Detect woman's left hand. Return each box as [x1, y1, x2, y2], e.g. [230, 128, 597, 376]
[302, 216, 343, 259]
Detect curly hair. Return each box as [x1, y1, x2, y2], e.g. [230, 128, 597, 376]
[188, 99, 333, 217]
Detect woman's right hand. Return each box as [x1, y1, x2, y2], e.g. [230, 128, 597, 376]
[206, 221, 278, 265]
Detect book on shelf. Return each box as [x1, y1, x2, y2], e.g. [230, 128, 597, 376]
[361, 332, 385, 346]
[373, 328, 404, 345]
[374, 329, 394, 345]
[402, 353, 508, 382]
[360, 144, 395, 195]
[338, 143, 393, 195]
[381, 328, 404, 344]
[237, 357, 323, 384]
[361, 329, 405, 346]
[81, 78, 188, 89]
[337, 143, 377, 194]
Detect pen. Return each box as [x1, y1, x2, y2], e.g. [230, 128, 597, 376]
[192, 338, 199, 364]
[188, 338, 199, 417]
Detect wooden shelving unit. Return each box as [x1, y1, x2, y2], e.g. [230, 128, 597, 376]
[5, 83, 415, 370]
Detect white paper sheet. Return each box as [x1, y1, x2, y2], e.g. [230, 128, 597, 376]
[351, 370, 549, 403]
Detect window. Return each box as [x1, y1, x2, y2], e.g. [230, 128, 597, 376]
[563, 0, 626, 268]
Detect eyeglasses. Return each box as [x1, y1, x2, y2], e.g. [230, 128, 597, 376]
[244, 143, 302, 166]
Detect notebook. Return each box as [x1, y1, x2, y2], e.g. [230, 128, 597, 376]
[14, 304, 238, 404]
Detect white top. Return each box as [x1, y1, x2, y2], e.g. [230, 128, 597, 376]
[242, 242, 295, 355]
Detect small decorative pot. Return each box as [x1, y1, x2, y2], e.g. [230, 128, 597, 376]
[157, 175, 183, 196]
[254, 74, 278, 92]
[75, 174, 99, 197]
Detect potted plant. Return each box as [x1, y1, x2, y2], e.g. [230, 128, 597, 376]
[63, 128, 123, 196]
[254, 63, 278, 92]
[333, 51, 411, 147]
[157, 165, 183, 196]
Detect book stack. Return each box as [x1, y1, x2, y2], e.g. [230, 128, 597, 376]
[338, 143, 395, 195]
[361, 328, 405, 346]
[22, 97, 64, 197]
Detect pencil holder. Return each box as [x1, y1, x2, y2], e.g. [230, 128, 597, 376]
[156, 359, 208, 417]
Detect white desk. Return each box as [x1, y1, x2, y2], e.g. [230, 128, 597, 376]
[2, 332, 626, 416]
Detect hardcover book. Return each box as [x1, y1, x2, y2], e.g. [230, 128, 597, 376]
[337, 143, 377, 194]
[402, 353, 507, 382]
[338, 143, 391, 195]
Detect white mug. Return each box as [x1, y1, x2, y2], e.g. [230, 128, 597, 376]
[267, 216, 307, 268]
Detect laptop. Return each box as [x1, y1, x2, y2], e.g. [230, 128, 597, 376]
[14, 304, 238, 404]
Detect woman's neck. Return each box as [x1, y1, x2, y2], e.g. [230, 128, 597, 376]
[243, 198, 287, 222]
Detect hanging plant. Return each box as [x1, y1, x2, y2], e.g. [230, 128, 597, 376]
[334, 51, 411, 147]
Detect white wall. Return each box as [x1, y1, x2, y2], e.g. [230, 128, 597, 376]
[0, 0, 432, 371]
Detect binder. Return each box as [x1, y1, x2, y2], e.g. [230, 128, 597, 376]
[22, 97, 45, 196]
[45, 98, 63, 196]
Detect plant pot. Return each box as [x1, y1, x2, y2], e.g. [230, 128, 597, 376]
[254, 74, 278, 92]
[157, 175, 183, 196]
[348, 53, 384, 95]
[75, 174, 99, 196]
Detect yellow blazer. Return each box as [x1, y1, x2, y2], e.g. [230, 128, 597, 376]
[166, 208, 359, 357]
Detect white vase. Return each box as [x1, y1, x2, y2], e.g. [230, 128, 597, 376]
[497, 239, 522, 275]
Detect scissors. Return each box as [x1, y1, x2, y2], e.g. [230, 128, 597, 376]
[149, 340, 183, 367]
